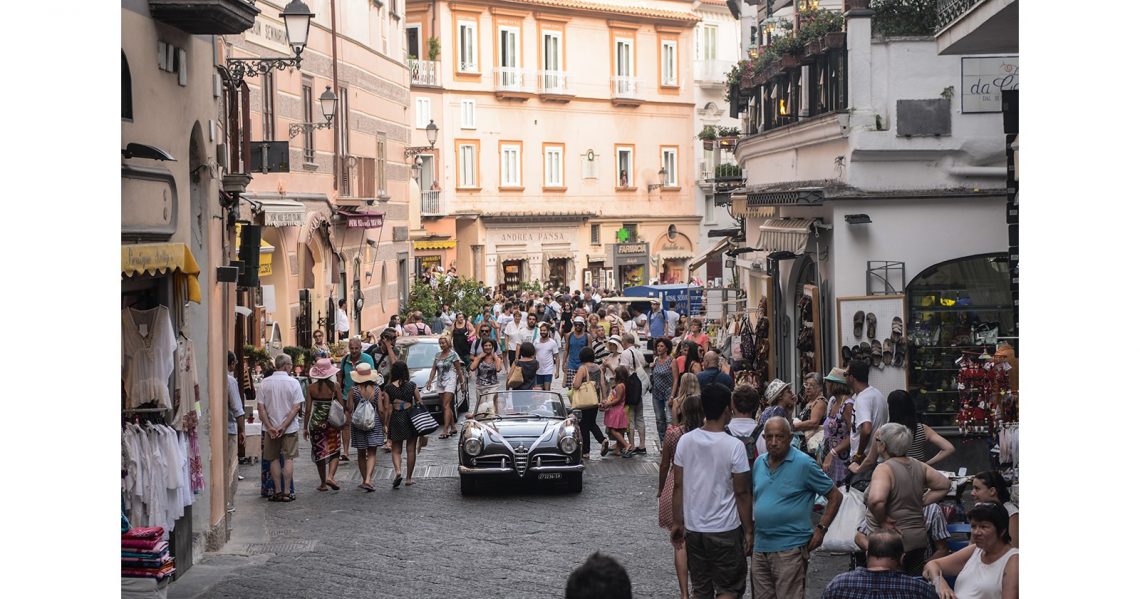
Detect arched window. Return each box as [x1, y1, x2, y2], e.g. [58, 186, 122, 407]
[122, 52, 133, 120]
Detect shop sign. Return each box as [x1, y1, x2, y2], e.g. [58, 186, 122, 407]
[494, 230, 570, 244]
[616, 256, 645, 266]
[617, 243, 648, 255]
[264, 210, 305, 227]
[246, 15, 292, 56]
[961, 56, 1018, 113]
[343, 212, 385, 229]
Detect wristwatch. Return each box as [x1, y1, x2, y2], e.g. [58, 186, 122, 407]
[815, 523, 829, 533]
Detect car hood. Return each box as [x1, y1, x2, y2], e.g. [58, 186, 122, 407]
[409, 367, 433, 393]
[482, 417, 562, 439]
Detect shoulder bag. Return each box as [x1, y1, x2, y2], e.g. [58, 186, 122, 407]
[571, 377, 600, 410]
[409, 401, 440, 436]
[506, 363, 524, 389]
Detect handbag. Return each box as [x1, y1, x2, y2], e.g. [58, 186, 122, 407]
[818, 487, 865, 553]
[409, 403, 439, 436]
[327, 399, 346, 429]
[506, 364, 524, 389]
[571, 380, 600, 409]
[352, 396, 376, 431]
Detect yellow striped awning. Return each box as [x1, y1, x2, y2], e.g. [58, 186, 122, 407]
[414, 239, 456, 250]
[121, 243, 202, 303]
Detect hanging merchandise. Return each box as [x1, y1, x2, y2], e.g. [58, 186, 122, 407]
[173, 337, 205, 494]
[121, 421, 195, 533]
[740, 316, 756, 363]
[122, 306, 178, 410]
[954, 351, 1015, 468]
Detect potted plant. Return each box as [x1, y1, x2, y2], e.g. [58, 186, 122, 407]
[717, 126, 741, 148]
[806, 39, 822, 57]
[427, 37, 441, 61]
[698, 125, 718, 150]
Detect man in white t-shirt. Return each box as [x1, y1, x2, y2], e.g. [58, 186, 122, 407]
[845, 359, 888, 466]
[533, 322, 561, 391]
[257, 354, 305, 501]
[671, 382, 753, 599]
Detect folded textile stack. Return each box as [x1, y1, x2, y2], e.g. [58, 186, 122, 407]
[122, 527, 174, 580]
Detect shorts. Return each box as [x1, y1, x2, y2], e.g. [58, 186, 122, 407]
[685, 527, 748, 598]
[535, 374, 553, 387]
[263, 432, 299, 460]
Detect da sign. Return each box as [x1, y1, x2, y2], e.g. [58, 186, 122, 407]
[961, 56, 1018, 113]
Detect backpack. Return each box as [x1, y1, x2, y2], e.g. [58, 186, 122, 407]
[728, 423, 762, 464]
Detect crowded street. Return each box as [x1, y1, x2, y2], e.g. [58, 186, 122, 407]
[114, 0, 1026, 598]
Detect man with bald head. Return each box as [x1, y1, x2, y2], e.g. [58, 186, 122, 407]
[822, 529, 938, 599]
[696, 350, 734, 391]
[751, 416, 843, 599]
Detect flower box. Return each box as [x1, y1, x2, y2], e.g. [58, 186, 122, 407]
[806, 39, 822, 57]
[823, 31, 846, 51]
[780, 54, 800, 69]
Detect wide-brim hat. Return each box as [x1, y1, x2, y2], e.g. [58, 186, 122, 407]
[350, 362, 379, 383]
[824, 367, 847, 384]
[309, 358, 338, 380]
[765, 379, 791, 404]
[607, 335, 623, 347]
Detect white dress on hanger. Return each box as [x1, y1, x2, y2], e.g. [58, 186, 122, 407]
[122, 306, 177, 409]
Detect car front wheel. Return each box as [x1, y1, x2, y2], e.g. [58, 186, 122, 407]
[565, 472, 582, 493]
[460, 474, 479, 496]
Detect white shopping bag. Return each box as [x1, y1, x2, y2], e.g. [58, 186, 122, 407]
[818, 487, 865, 553]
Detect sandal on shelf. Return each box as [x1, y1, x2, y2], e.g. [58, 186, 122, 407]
[853, 311, 865, 339]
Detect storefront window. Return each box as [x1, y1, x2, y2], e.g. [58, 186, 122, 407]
[907, 253, 1015, 429]
[502, 260, 524, 293]
[619, 264, 645, 289]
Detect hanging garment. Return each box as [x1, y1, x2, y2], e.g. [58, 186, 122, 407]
[122, 306, 177, 409]
[740, 316, 756, 363]
[171, 338, 198, 430]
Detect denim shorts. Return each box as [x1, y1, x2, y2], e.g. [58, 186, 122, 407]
[535, 374, 553, 387]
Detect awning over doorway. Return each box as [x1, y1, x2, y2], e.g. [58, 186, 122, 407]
[121, 242, 202, 303]
[414, 239, 456, 250]
[544, 252, 574, 261]
[756, 218, 819, 255]
[689, 237, 735, 271]
[252, 198, 306, 227]
[659, 249, 694, 261]
[337, 210, 385, 229]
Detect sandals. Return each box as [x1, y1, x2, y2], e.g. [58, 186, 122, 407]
[600, 440, 611, 457]
[362, 483, 376, 492]
[393, 475, 403, 489]
[853, 311, 865, 338]
[871, 339, 882, 368]
[325, 480, 340, 491]
[866, 313, 877, 339]
[269, 493, 295, 502]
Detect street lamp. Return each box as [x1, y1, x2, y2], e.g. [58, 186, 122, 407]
[647, 166, 669, 191]
[288, 86, 338, 138]
[404, 120, 439, 158]
[225, 0, 315, 84]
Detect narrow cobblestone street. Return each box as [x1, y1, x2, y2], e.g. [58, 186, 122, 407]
[169, 378, 848, 598]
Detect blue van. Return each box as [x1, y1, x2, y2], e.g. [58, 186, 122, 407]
[621, 284, 704, 316]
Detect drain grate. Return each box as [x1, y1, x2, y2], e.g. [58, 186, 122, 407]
[243, 540, 318, 554]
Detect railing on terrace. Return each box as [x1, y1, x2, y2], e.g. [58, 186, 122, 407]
[694, 59, 735, 84]
[408, 59, 440, 86]
[539, 70, 571, 94]
[421, 189, 440, 214]
[495, 67, 529, 93]
[936, 0, 984, 31]
[611, 76, 641, 99]
[745, 48, 847, 134]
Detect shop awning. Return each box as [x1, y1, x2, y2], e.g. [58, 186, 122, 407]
[659, 249, 694, 261]
[414, 239, 456, 250]
[586, 254, 606, 264]
[337, 210, 385, 229]
[253, 198, 306, 227]
[689, 237, 735, 271]
[122, 243, 202, 303]
[499, 254, 529, 263]
[544, 251, 574, 261]
[756, 218, 819, 255]
[259, 240, 274, 276]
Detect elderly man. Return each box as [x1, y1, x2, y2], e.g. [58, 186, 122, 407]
[257, 354, 306, 502]
[338, 338, 376, 458]
[751, 416, 843, 599]
[822, 530, 938, 599]
[697, 350, 735, 391]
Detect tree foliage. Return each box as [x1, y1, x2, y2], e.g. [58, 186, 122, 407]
[404, 276, 487, 321]
[871, 0, 938, 37]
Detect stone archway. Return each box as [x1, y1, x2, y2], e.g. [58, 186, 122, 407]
[652, 229, 694, 284]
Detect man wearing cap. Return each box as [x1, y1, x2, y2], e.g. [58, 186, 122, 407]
[258, 354, 306, 502]
[647, 299, 668, 339]
[562, 316, 592, 383]
[845, 359, 887, 468]
[666, 301, 682, 337]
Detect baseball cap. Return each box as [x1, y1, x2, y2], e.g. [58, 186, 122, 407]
[573, 316, 586, 324]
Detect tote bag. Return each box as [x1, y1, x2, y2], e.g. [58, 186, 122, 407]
[409, 404, 440, 436]
[818, 487, 865, 553]
[571, 380, 600, 409]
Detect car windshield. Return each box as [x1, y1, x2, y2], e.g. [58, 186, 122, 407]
[475, 391, 567, 418]
[400, 341, 440, 370]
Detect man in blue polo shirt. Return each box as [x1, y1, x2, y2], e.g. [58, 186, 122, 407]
[751, 416, 842, 599]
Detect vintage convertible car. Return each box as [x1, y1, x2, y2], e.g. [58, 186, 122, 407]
[457, 390, 584, 495]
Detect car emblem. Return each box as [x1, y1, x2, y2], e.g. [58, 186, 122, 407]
[516, 444, 527, 453]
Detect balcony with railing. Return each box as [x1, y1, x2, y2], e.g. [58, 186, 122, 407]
[421, 189, 441, 215]
[409, 59, 440, 87]
[737, 46, 848, 136]
[494, 67, 532, 99]
[694, 59, 735, 88]
[538, 70, 574, 101]
[935, 0, 1017, 55]
[611, 76, 643, 106]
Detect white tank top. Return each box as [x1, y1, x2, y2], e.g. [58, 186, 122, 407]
[954, 546, 1018, 599]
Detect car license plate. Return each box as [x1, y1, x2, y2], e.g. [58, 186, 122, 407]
[537, 473, 562, 480]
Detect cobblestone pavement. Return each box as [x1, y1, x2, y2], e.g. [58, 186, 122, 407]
[169, 375, 848, 598]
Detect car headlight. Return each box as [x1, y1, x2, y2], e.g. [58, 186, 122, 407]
[463, 437, 483, 456]
[558, 436, 578, 454]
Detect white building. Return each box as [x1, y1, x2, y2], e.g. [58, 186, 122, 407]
[730, 1, 1016, 430]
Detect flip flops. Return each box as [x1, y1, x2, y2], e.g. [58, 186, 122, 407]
[860, 341, 871, 361]
[853, 311, 865, 338]
[883, 339, 894, 367]
[871, 339, 883, 368]
[866, 313, 877, 339]
[891, 317, 903, 343]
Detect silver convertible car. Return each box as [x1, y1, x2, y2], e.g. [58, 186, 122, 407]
[457, 390, 584, 495]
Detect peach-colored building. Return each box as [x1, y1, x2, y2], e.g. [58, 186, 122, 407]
[406, 0, 703, 292]
[232, 0, 414, 344]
